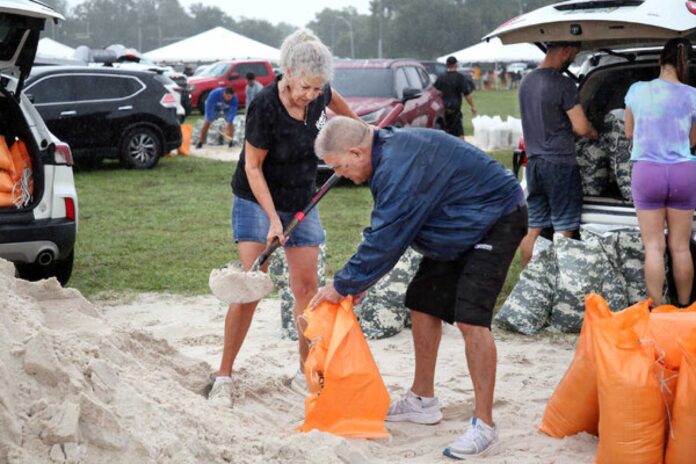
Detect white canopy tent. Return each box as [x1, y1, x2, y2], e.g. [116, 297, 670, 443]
[438, 37, 544, 64]
[37, 37, 75, 60]
[143, 27, 280, 63]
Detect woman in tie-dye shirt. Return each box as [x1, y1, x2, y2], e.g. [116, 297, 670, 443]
[625, 38, 696, 306]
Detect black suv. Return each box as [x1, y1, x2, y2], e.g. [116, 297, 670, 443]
[24, 66, 182, 169]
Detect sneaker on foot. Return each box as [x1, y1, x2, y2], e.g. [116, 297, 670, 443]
[208, 379, 233, 407]
[443, 417, 499, 459]
[195, 141, 203, 149]
[385, 389, 442, 425]
[289, 369, 309, 396]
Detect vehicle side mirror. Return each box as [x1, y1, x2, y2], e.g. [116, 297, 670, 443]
[228, 72, 240, 80]
[402, 87, 422, 102]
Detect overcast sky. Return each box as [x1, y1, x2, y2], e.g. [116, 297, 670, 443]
[66, 0, 374, 28]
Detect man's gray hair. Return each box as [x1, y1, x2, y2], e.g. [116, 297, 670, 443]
[280, 29, 334, 82]
[315, 116, 371, 160]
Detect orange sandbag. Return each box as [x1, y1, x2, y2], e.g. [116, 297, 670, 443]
[9, 139, 32, 182]
[648, 310, 696, 370]
[178, 124, 192, 156]
[594, 303, 665, 464]
[540, 294, 651, 438]
[298, 298, 390, 438]
[0, 171, 12, 192]
[651, 301, 696, 314]
[0, 136, 12, 172]
[0, 191, 13, 207]
[665, 328, 696, 464]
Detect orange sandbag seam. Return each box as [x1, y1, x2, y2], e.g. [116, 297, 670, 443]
[648, 311, 696, 370]
[665, 328, 696, 464]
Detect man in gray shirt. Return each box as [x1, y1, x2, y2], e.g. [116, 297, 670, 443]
[244, 72, 263, 107]
[518, 41, 598, 266]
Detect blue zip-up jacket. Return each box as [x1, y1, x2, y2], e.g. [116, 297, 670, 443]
[333, 127, 524, 296]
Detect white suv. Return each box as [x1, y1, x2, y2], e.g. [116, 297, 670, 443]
[0, 0, 78, 285]
[485, 0, 696, 228]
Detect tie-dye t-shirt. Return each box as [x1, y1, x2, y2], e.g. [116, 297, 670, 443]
[624, 78, 696, 163]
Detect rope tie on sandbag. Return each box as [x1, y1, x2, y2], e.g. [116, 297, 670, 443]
[640, 338, 677, 440]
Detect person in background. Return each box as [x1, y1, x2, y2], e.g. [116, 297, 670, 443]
[208, 30, 360, 406]
[195, 87, 239, 149]
[518, 41, 598, 267]
[473, 63, 482, 90]
[434, 56, 477, 139]
[245, 72, 263, 106]
[625, 38, 696, 306]
[309, 117, 527, 460]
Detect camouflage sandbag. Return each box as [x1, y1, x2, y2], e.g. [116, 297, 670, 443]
[580, 227, 629, 311]
[495, 237, 556, 335]
[551, 235, 609, 333]
[614, 229, 661, 305]
[601, 111, 633, 202]
[269, 243, 327, 340]
[354, 247, 422, 339]
[576, 137, 611, 196]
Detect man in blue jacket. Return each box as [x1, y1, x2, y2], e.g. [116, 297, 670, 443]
[195, 86, 239, 149]
[309, 117, 527, 460]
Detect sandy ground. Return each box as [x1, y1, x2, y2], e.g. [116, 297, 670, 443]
[186, 135, 483, 164]
[97, 293, 597, 463]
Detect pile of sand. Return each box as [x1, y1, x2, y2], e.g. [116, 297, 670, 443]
[1, 255, 597, 463]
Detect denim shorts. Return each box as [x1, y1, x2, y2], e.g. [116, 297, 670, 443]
[232, 195, 326, 247]
[526, 156, 582, 232]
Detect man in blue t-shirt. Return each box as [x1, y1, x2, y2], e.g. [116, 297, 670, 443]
[518, 41, 598, 266]
[309, 117, 527, 460]
[196, 86, 239, 149]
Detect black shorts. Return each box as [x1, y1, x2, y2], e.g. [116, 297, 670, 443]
[404, 205, 528, 328]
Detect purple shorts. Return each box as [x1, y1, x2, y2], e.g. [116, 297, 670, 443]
[632, 160, 696, 210]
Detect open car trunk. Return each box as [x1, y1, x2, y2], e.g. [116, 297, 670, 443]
[0, 86, 43, 213]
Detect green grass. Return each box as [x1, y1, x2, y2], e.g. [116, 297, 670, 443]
[71, 89, 523, 307]
[463, 88, 520, 136]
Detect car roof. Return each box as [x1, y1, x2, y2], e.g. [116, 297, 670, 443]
[335, 59, 425, 69]
[28, 65, 158, 79]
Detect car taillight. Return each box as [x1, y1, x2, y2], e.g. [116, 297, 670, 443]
[64, 197, 76, 221]
[687, 1, 696, 14]
[160, 93, 177, 108]
[54, 142, 73, 166]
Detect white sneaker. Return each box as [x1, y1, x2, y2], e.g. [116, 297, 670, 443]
[385, 389, 443, 425]
[289, 369, 309, 396]
[208, 380, 233, 407]
[443, 417, 499, 459]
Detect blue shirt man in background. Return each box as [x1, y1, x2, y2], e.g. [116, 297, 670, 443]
[196, 86, 239, 149]
[309, 117, 527, 460]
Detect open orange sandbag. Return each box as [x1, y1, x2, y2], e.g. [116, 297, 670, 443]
[540, 294, 651, 438]
[593, 302, 665, 464]
[178, 124, 192, 156]
[0, 135, 12, 172]
[9, 139, 32, 183]
[665, 328, 696, 464]
[0, 171, 12, 192]
[298, 298, 390, 438]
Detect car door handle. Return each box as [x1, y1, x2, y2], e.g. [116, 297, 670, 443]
[60, 110, 76, 116]
[118, 105, 133, 111]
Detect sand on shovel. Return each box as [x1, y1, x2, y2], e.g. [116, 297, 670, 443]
[209, 262, 274, 304]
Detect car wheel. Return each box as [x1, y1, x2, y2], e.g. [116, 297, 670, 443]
[197, 91, 209, 114]
[15, 250, 74, 286]
[119, 126, 161, 169]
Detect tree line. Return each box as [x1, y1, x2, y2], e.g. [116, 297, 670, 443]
[41, 0, 557, 61]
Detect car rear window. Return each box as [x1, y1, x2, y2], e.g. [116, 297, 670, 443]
[0, 15, 29, 61]
[332, 68, 394, 98]
[555, 0, 644, 10]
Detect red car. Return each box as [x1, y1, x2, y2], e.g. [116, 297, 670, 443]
[330, 59, 445, 129]
[188, 59, 274, 113]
